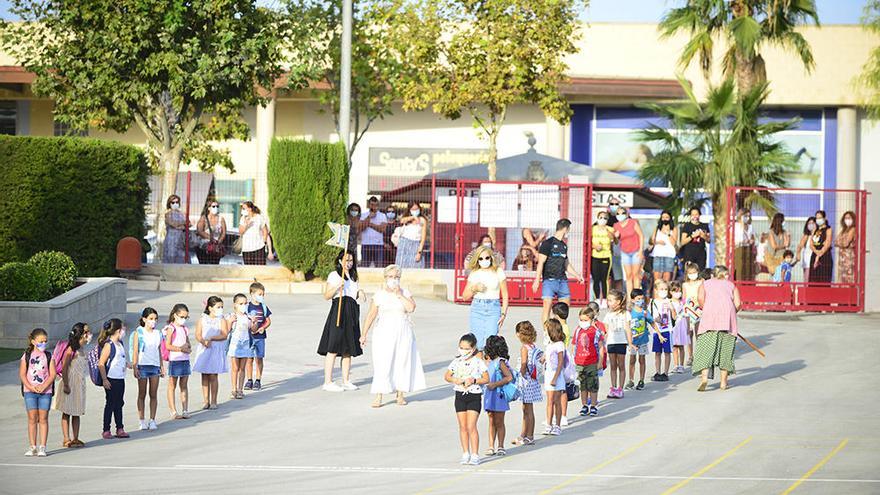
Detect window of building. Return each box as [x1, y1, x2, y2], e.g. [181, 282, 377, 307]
[0, 101, 16, 135]
[53, 120, 88, 137]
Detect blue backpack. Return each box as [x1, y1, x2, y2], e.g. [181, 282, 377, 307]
[87, 341, 116, 386]
[496, 359, 521, 402]
[128, 327, 145, 365]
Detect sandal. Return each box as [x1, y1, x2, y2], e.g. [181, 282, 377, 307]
[230, 392, 238, 400]
[236, 392, 244, 399]
[201, 403, 211, 410]
[697, 381, 708, 392]
[396, 396, 407, 406]
[62, 440, 72, 448]
[484, 448, 495, 456]
[496, 448, 506, 456]
[511, 437, 524, 446]
[71, 439, 85, 448]
[209, 404, 218, 410]
[523, 437, 535, 446]
[371, 397, 383, 408]
[181, 411, 191, 419]
[170, 412, 184, 420]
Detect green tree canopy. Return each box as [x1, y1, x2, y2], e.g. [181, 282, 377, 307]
[860, 1, 880, 120]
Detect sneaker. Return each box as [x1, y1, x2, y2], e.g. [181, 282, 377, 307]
[148, 419, 158, 430]
[244, 379, 253, 390]
[253, 379, 262, 391]
[606, 389, 616, 399]
[322, 382, 345, 392]
[686, 357, 693, 366]
[542, 425, 553, 435]
[660, 374, 670, 382]
[37, 446, 47, 457]
[651, 373, 660, 382]
[636, 380, 645, 390]
[115, 428, 130, 438]
[579, 406, 589, 416]
[138, 420, 148, 431]
[589, 406, 599, 416]
[24, 446, 36, 457]
[550, 426, 561, 436]
[102, 431, 112, 440]
[624, 381, 635, 390]
[617, 388, 624, 399]
[341, 381, 359, 391]
[460, 452, 470, 465]
[560, 416, 569, 427]
[468, 454, 480, 466]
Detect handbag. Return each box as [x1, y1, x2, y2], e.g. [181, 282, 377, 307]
[232, 237, 243, 255]
[204, 220, 226, 257]
[391, 227, 402, 247]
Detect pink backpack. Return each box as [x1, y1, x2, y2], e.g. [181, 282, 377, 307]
[52, 340, 70, 376]
[160, 324, 185, 361]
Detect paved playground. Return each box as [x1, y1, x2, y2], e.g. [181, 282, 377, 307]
[0, 290, 878, 494]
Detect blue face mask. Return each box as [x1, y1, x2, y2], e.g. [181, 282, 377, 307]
[35, 342, 47, 351]
[253, 295, 264, 304]
[634, 300, 645, 308]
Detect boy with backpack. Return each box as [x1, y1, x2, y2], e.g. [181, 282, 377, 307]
[245, 282, 272, 391]
[574, 305, 605, 417]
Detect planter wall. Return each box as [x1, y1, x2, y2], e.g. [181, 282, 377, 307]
[0, 277, 127, 348]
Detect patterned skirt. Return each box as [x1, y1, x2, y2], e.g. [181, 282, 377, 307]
[692, 331, 736, 376]
[395, 237, 424, 269]
[242, 248, 267, 265]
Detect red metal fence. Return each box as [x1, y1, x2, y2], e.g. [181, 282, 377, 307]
[726, 186, 867, 312]
[453, 180, 593, 306]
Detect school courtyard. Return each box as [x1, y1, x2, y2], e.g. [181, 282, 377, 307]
[0, 290, 877, 494]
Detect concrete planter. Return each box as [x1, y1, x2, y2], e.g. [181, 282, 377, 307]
[0, 277, 127, 348]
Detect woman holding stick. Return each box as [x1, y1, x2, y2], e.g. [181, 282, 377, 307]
[694, 265, 741, 391]
[318, 250, 365, 392]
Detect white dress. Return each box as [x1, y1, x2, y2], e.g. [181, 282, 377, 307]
[369, 289, 427, 394]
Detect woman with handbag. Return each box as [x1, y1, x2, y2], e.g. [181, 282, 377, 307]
[196, 200, 227, 265]
[238, 201, 271, 265]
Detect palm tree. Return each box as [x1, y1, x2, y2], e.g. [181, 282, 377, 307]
[637, 78, 799, 265]
[660, 0, 820, 93]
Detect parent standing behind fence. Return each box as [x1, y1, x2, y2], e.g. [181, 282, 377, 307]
[650, 210, 677, 283]
[733, 209, 756, 281]
[679, 207, 710, 271]
[396, 202, 427, 269]
[360, 197, 388, 268]
[764, 213, 790, 276]
[835, 211, 857, 284]
[808, 210, 833, 283]
[196, 199, 227, 264]
[239, 201, 270, 265]
[163, 195, 187, 264]
[613, 207, 643, 297]
[694, 266, 741, 392]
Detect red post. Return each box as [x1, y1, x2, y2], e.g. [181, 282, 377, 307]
[184, 171, 191, 264]
[430, 175, 437, 269]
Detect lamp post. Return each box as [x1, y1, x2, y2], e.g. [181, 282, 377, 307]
[339, 0, 352, 157]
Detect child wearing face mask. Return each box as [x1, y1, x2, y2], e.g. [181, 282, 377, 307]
[131, 308, 164, 431]
[55, 323, 91, 448]
[164, 304, 192, 420]
[650, 281, 675, 381]
[227, 294, 255, 399]
[193, 296, 230, 410]
[445, 333, 489, 465]
[668, 281, 689, 373]
[512, 321, 542, 446]
[244, 282, 272, 391]
[773, 250, 795, 283]
[682, 262, 703, 367]
[20, 328, 56, 456]
[97, 319, 129, 439]
[625, 290, 658, 391]
[573, 306, 605, 417]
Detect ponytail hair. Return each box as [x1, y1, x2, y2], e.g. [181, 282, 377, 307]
[98, 318, 123, 348]
[25, 328, 48, 355]
[67, 322, 88, 353]
[139, 307, 158, 328]
[204, 296, 223, 315]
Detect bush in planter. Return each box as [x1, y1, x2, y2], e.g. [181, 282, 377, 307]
[29, 251, 78, 297]
[0, 262, 51, 301]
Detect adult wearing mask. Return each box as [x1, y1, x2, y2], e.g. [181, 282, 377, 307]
[239, 201, 271, 265]
[795, 217, 817, 281]
[808, 210, 833, 283]
[650, 211, 678, 283]
[733, 209, 756, 281]
[590, 211, 615, 307]
[764, 213, 790, 276]
[346, 203, 363, 253]
[531, 218, 585, 324]
[606, 198, 624, 290]
[360, 197, 388, 268]
[163, 195, 188, 264]
[195, 199, 227, 265]
[612, 206, 644, 297]
[835, 211, 857, 284]
[396, 201, 427, 269]
[679, 207, 711, 271]
[462, 246, 509, 350]
[383, 205, 399, 266]
[464, 234, 506, 272]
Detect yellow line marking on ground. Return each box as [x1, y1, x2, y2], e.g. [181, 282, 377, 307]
[538, 435, 657, 495]
[780, 438, 849, 495]
[660, 436, 754, 495]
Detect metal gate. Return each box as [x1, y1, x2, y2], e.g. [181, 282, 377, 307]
[726, 186, 867, 312]
[453, 180, 593, 306]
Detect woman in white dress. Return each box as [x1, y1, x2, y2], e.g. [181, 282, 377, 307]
[360, 264, 426, 408]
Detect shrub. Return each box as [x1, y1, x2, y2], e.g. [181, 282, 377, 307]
[0, 136, 150, 276]
[267, 139, 348, 277]
[0, 262, 51, 302]
[29, 251, 78, 297]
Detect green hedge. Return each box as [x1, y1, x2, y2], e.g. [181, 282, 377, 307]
[268, 139, 348, 277]
[0, 262, 50, 301]
[0, 136, 150, 276]
[29, 251, 77, 297]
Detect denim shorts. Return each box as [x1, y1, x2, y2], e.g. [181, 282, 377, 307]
[168, 359, 191, 377]
[620, 250, 641, 266]
[137, 365, 161, 378]
[541, 278, 571, 300]
[23, 392, 53, 411]
[251, 339, 266, 359]
[469, 298, 501, 350]
[652, 256, 675, 273]
[628, 342, 650, 356]
[228, 338, 253, 359]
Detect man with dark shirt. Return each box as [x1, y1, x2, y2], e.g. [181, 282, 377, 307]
[531, 218, 586, 323]
[679, 206, 711, 270]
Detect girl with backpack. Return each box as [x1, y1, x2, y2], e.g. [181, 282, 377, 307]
[512, 321, 542, 446]
[20, 328, 56, 457]
[193, 296, 230, 410]
[482, 335, 514, 457]
[164, 303, 193, 420]
[131, 308, 164, 430]
[227, 293, 255, 399]
[54, 323, 91, 448]
[97, 318, 129, 439]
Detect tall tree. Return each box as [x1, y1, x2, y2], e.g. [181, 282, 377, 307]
[637, 78, 798, 264]
[859, 0, 880, 120]
[660, 0, 819, 93]
[0, 0, 292, 253]
[397, 0, 584, 181]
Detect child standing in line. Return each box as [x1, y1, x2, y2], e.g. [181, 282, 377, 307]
[650, 281, 675, 382]
[20, 328, 56, 457]
[483, 335, 513, 457]
[513, 321, 542, 446]
[542, 319, 567, 436]
[97, 318, 129, 439]
[193, 296, 230, 410]
[131, 308, 164, 431]
[164, 303, 192, 420]
[55, 323, 91, 448]
[546, 302, 571, 426]
[587, 301, 608, 374]
[573, 306, 605, 417]
[683, 262, 704, 367]
[227, 294, 255, 399]
[669, 281, 689, 374]
[626, 289, 658, 391]
[245, 282, 272, 391]
[445, 333, 489, 466]
[602, 290, 632, 399]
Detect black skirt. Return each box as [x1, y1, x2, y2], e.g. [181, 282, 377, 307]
[317, 296, 362, 357]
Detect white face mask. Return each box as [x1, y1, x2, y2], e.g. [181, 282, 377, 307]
[687, 273, 699, 281]
[145, 319, 156, 328]
[85, 334, 93, 345]
[597, 218, 607, 226]
[175, 316, 187, 325]
[671, 291, 682, 299]
[482, 242, 492, 248]
[212, 307, 224, 317]
[236, 304, 247, 313]
[386, 212, 395, 220]
[478, 258, 492, 268]
[807, 223, 816, 232]
[171, 203, 180, 211]
[386, 278, 400, 289]
[816, 218, 826, 226]
[241, 209, 249, 217]
[411, 210, 420, 217]
[457, 347, 472, 357]
[253, 294, 264, 304]
[844, 218, 853, 227]
[209, 206, 219, 214]
[578, 320, 591, 329]
[657, 290, 668, 298]
[616, 214, 627, 222]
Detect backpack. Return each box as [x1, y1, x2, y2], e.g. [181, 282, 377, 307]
[87, 341, 116, 386]
[160, 324, 187, 361]
[52, 340, 70, 376]
[21, 349, 52, 397]
[527, 345, 544, 383]
[497, 359, 521, 402]
[573, 326, 597, 366]
[562, 349, 576, 383]
[128, 327, 144, 365]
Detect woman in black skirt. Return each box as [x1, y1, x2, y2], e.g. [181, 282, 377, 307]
[318, 251, 365, 392]
[808, 210, 834, 283]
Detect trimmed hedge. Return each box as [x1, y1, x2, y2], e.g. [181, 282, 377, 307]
[0, 262, 50, 301]
[0, 136, 150, 276]
[29, 251, 77, 297]
[267, 139, 348, 277]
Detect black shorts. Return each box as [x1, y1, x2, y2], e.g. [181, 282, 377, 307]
[606, 344, 627, 355]
[454, 391, 482, 413]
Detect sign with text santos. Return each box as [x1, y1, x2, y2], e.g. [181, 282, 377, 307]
[368, 147, 488, 192]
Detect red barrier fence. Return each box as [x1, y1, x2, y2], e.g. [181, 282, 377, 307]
[453, 180, 592, 306]
[726, 186, 867, 312]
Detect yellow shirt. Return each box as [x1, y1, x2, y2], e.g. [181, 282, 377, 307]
[592, 225, 613, 259]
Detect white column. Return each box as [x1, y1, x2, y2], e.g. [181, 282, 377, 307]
[545, 114, 565, 159]
[255, 97, 275, 216]
[837, 107, 857, 189]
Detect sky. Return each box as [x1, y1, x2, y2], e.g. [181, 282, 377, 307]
[0, 0, 869, 24]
